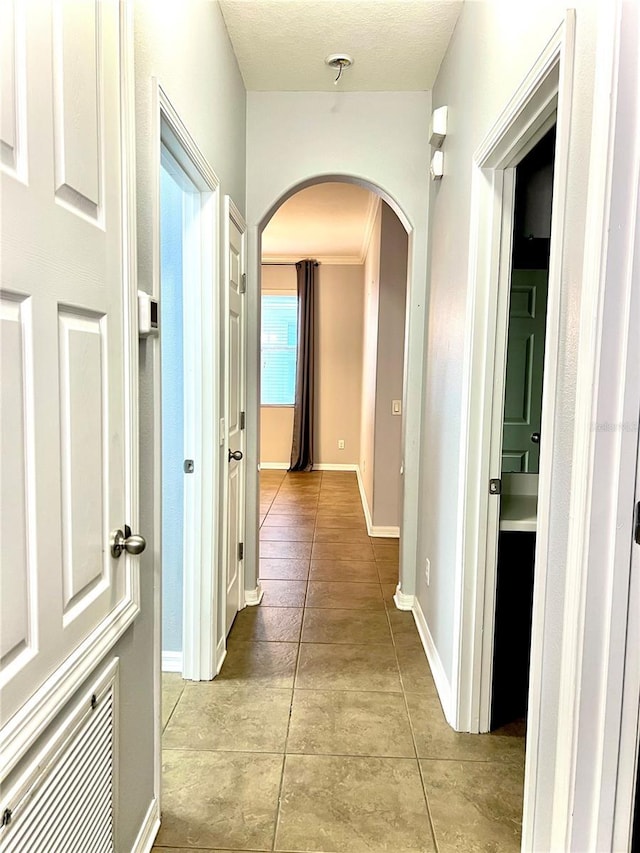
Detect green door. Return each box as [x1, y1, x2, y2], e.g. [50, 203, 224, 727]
[502, 269, 548, 473]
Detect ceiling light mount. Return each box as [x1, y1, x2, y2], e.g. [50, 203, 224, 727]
[325, 53, 353, 85]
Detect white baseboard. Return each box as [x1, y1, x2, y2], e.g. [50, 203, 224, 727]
[371, 525, 400, 538]
[412, 596, 455, 727]
[131, 797, 160, 853]
[216, 637, 227, 675]
[313, 463, 359, 471]
[161, 651, 182, 673]
[245, 584, 264, 606]
[260, 462, 289, 470]
[393, 584, 415, 610]
[355, 466, 374, 535]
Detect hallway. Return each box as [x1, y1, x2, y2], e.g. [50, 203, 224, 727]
[154, 471, 525, 852]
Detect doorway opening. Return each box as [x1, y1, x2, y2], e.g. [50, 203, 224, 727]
[490, 126, 556, 730]
[159, 147, 192, 675]
[156, 90, 221, 683]
[257, 182, 409, 594]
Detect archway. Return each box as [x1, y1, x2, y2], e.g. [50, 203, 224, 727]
[243, 173, 425, 614]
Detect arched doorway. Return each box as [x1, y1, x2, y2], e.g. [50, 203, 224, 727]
[242, 173, 426, 616]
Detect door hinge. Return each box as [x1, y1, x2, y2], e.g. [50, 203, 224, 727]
[240, 411, 246, 430]
[240, 273, 246, 294]
[238, 542, 244, 561]
[634, 501, 640, 546]
[489, 478, 502, 495]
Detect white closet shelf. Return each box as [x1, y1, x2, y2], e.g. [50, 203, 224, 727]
[499, 494, 538, 532]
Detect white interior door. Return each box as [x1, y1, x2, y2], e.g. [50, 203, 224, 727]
[0, 0, 137, 775]
[224, 205, 246, 636]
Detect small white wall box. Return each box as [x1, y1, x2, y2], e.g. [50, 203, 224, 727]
[138, 290, 159, 336]
[429, 105, 448, 148]
[430, 150, 444, 181]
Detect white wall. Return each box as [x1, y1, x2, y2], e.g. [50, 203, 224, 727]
[105, 3, 247, 848]
[246, 90, 431, 595]
[260, 264, 364, 466]
[417, 1, 600, 848]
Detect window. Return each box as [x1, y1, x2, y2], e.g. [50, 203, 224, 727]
[261, 294, 298, 405]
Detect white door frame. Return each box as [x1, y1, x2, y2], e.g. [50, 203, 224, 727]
[454, 14, 574, 737]
[152, 82, 221, 687]
[549, 1, 640, 847]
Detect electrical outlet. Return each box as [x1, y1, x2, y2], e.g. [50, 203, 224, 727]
[425, 558, 431, 586]
[338, 439, 345, 450]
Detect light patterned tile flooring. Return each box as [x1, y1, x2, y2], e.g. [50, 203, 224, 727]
[154, 471, 525, 853]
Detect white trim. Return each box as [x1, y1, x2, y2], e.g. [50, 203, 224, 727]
[130, 798, 160, 853]
[245, 585, 264, 607]
[454, 15, 574, 751]
[260, 462, 290, 470]
[353, 464, 399, 538]
[355, 464, 374, 535]
[157, 86, 221, 685]
[412, 597, 455, 727]
[313, 462, 359, 471]
[371, 525, 400, 539]
[393, 586, 414, 611]
[215, 639, 227, 675]
[550, 2, 640, 848]
[161, 651, 183, 673]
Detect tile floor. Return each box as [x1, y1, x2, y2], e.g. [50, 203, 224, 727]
[154, 471, 525, 853]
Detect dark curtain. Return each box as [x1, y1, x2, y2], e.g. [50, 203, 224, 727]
[289, 260, 317, 472]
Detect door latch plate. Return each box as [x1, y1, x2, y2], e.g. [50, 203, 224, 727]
[184, 459, 194, 474]
[489, 478, 502, 495]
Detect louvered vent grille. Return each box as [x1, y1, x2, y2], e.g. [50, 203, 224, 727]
[1, 685, 114, 853]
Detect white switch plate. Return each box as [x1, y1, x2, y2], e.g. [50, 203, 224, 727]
[392, 400, 402, 415]
[338, 439, 345, 449]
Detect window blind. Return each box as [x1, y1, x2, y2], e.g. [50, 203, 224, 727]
[261, 294, 298, 405]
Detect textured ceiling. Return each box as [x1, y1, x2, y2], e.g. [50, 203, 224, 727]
[262, 182, 379, 262]
[219, 1, 463, 91]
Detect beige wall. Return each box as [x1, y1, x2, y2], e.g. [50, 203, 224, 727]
[260, 264, 364, 466]
[359, 202, 407, 529]
[372, 203, 407, 528]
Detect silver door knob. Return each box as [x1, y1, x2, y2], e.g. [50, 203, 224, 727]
[110, 528, 147, 558]
[228, 449, 243, 462]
